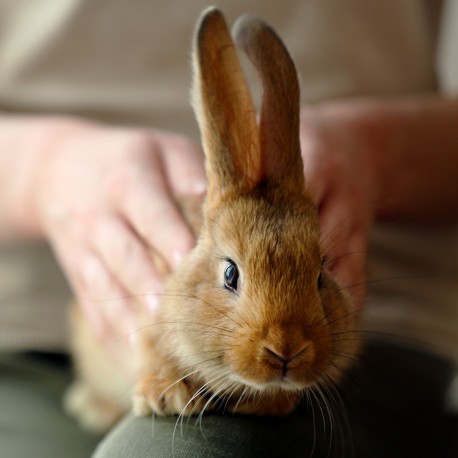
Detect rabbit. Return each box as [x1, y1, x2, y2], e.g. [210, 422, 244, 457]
[65, 7, 361, 433]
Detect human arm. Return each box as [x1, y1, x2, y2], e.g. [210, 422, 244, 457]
[0, 115, 206, 340]
[300, 96, 458, 306]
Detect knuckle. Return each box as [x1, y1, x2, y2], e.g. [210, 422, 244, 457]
[104, 162, 137, 198]
[103, 133, 158, 198]
[115, 130, 153, 153]
[321, 153, 342, 176]
[116, 239, 139, 276]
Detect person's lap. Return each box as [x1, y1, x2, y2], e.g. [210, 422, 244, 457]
[95, 340, 458, 458]
[1, 341, 457, 458]
[0, 352, 102, 458]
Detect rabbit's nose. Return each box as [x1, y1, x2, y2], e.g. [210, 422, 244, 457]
[263, 343, 312, 375]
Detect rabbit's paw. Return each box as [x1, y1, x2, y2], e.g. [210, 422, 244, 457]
[64, 380, 122, 433]
[134, 374, 207, 417]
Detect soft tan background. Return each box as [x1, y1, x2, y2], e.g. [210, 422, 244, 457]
[0, 1, 456, 369]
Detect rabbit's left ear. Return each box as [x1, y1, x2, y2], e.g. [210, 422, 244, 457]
[192, 8, 262, 205]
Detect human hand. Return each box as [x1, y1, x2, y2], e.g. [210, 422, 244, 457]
[300, 104, 379, 309]
[33, 121, 206, 344]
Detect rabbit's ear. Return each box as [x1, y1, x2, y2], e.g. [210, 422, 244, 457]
[192, 8, 261, 204]
[233, 15, 304, 191]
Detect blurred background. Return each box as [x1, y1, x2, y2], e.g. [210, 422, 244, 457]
[0, 1, 456, 457]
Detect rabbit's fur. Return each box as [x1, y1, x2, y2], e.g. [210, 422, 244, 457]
[66, 8, 360, 432]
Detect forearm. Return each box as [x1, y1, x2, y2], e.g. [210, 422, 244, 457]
[320, 96, 458, 223]
[367, 96, 458, 222]
[0, 115, 88, 240]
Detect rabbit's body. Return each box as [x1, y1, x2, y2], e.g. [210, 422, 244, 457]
[66, 8, 360, 433]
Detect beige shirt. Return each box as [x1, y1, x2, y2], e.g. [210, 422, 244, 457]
[0, 0, 457, 359]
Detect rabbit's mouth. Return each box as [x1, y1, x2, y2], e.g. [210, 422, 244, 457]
[229, 367, 320, 393]
[221, 321, 331, 390]
[200, 369, 308, 416]
[253, 376, 312, 393]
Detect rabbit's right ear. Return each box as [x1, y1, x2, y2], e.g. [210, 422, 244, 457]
[192, 8, 261, 206]
[233, 15, 304, 192]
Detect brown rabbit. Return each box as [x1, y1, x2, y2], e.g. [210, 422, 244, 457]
[65, 7, 361, 433]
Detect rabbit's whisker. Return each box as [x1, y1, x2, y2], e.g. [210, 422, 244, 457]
[196, 380, 231, 434]
[331, 328, 429, 347]
[233, 384, 251, 412]
[323, 307, 360, 328]
[318, 383, 337, 457]
[338, 274, 430, 292]
[326, 359, 370, 402]
[221, 381, 241, 413]
[319, 206, 375, 248]
[206, 286, 255, 330]
[172, 370, 231, 448]
[329, 350, 364, 368]
[307, 387, 318, 457]
[157, 368, 202, 402]
[174, 348, 229, 361]
[309, 384, 330, 446]
[134, 320, 234, 335]
[326, 250, 368, 264]
[163, 290, 248, 330]
[322, 375, 352, 458]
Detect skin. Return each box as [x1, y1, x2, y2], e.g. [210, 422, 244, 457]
[0, 116, 206, 345]
[300, 96, 458, 306]
[0, 95, 457, 354]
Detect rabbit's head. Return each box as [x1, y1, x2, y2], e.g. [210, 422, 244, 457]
[160, 8, 359, 412]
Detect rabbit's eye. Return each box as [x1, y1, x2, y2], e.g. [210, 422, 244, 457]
[317, 272, 323, 289]
[224, 260, 239, 293]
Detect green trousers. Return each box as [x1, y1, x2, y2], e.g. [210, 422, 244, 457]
[1, 342, 457, 458]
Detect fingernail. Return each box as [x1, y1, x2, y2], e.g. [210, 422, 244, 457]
[172, 249, 185, 269]
[147, 295, 160, 314]
[83, 301, 105, 337]
[124, 313, 138, 343]
[191, 181, 207, 195]
[128, 332, 138, 347]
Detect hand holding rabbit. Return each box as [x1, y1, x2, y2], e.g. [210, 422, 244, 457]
[300, 105, 379, 310]
[34, 122, 206, 344]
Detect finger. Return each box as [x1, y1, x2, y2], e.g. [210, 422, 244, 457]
[332, 232, 368, 310]
[75, 252, 136, 341]
[120, 150, 196, 269]
[318, 192, 355, 268]
[155, 132, 207, 196]
[90, 212, 164, 314]
[45, 233, 112, 338]
[318, 188, 369, 310]
[299, 130, 328, 205]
